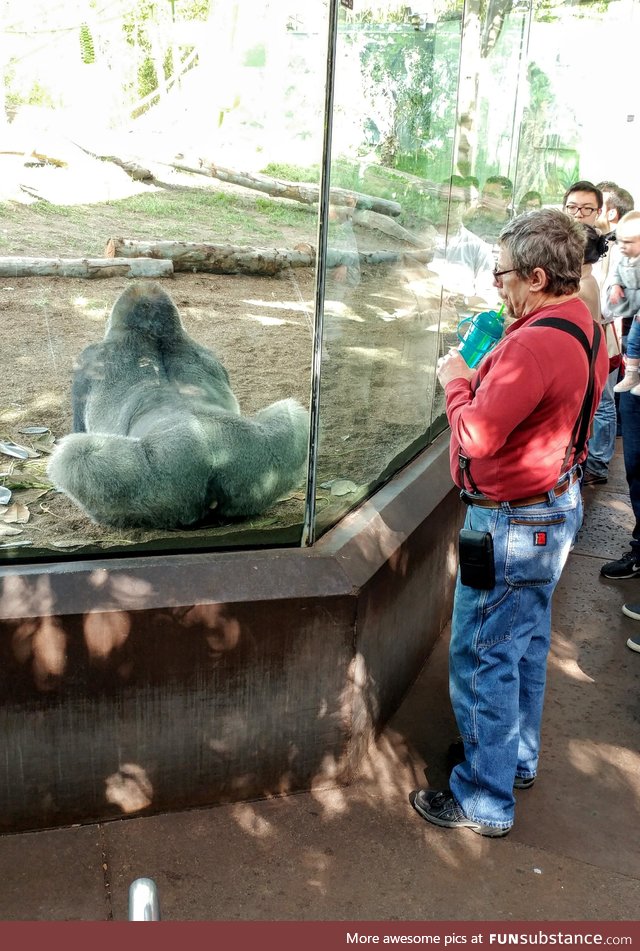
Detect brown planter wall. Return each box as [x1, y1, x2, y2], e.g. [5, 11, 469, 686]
[0, 435, 462, 833]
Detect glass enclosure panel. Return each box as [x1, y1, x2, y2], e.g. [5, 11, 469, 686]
[313, 0, 640, 540]
[312, 3, 464, 536]
[0, 0, 326, 561]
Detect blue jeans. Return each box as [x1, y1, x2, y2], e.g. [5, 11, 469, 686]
[620, 391, 640, 558]
[626, 316, 640, 359]
[585, 368, 618, 477]
[449, 476, 583, 831]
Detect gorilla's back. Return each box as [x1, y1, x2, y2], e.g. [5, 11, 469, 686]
[50, 282, 308, 528]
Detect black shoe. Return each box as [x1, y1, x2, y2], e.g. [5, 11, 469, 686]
[513, 775, 535, 789]
[600, 551, 640, 579]
[582, 469, 608, 487]
[410, 789, 510, 838]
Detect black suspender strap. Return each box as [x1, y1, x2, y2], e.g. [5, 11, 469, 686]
[458, 316, 603, 490]
[531, 317, 602, 470]
[458, 450, 479, 494]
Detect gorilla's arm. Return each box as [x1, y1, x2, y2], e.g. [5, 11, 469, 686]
[71, 344, 107, 433]
[205, 399, 309, 517]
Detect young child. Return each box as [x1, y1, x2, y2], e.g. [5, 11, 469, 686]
[611, 211, 640, 394]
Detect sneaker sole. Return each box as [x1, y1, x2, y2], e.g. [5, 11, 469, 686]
[514, 777, 535, 790]
[410, 793, 510, 838]
[622, 604, 640, 621]
[626, 637, 640, 653]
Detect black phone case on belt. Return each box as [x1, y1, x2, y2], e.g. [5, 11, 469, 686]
[458, 529, 495, 589]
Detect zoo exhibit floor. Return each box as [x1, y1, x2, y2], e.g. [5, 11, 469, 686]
[0, 448, 637, 921]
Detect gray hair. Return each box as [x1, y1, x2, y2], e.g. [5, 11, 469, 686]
[498, 208, 586, 295]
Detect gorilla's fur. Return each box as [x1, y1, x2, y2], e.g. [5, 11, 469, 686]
[48, 282, 309, 529]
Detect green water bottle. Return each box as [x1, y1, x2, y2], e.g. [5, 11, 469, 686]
[457, 304, 505, 368]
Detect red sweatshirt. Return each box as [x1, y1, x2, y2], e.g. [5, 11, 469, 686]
[446, 297, 609, 500]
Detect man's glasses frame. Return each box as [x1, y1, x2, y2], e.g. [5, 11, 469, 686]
[493, 266, 517, 280]
[564, 203, 598, 216]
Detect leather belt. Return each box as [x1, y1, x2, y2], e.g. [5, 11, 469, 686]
[460, 469, 580, 509]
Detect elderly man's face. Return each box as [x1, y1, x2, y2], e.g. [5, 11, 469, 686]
[563, 190, 600, 227]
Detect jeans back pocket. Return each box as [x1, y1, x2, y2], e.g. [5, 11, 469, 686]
[505, 513, 568, 587]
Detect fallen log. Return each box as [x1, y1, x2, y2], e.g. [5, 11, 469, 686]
[105, 238, 433, 274]
[106, 238, 313, 275]
[0, 150, 68, 167]
[164, 160, 402, 217]
[69, 142, 403, 216]
[0, 257, 174, 278]
[70, 141, 155, 181]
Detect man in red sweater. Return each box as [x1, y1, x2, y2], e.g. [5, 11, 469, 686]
[411, 208, 608, 837]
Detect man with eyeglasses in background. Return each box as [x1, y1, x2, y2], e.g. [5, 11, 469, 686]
[563, 180, 603, 228]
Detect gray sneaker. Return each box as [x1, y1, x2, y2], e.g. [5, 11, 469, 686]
[622, 602, 640, 620]
[410, 789, 510, 838]
[627, 635, 640, 653]
[514, 774, 536, 789]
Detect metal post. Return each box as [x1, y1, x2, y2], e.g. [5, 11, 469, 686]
[128, 877, 161, 921]
[301, 0, 340, 547]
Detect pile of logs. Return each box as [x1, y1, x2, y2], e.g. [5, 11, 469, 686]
[1, 146, 436, 279]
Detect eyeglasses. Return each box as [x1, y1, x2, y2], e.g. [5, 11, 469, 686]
[493, 266, 517, 280]
[564, 203, 598, 216]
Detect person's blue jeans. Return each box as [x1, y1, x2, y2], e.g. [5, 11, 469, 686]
[625, 316, 640, 359]
[448, 476, 583, 832]
[620, 391, 640, 558]
[586, 367, 618, 477]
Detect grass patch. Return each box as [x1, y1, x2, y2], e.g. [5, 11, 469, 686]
[29, 203, 76, 219]
[254, 196, 313, 226]
[0, 184, 319, 257]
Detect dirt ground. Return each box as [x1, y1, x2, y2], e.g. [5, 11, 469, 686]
[0, 190, 450, 559]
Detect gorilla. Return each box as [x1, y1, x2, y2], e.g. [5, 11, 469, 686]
[48, 282, 309, 529]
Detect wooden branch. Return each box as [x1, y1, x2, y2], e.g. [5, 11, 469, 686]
[70, 141, 403, 217]
[106, 238, 314, 274]
[105, 158, 155, 182]
[0, 257, 174, 278]
[70, 141, 155, 181]
[0, 150, 67, 167]
[106, 238, 433, 274]
[165, 160, 402, 217]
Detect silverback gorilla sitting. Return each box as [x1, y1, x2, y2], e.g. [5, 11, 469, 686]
[48, 282, 309, 529]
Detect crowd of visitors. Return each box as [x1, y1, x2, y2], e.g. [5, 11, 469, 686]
[411, 175, 638, 840]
